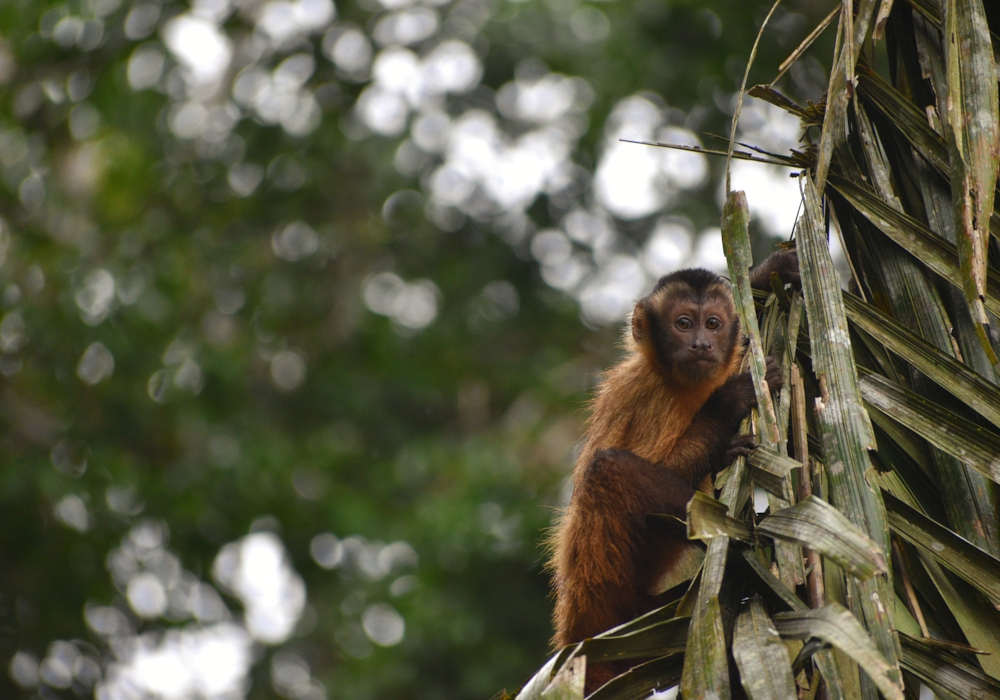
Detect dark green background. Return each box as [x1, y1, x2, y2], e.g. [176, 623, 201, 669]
[0, 0, 832, 697]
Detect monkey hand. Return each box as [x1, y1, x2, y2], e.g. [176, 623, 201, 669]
[749, 248, 800, 291]
[724, 433, 758, 464]
[764, 356, 783, 393]
[710, 370, 757, 423]
[712, 356, 781, 415]
[705, 356, 783, 428]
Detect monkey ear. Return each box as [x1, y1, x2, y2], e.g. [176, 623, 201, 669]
[631, 302, 649, 345]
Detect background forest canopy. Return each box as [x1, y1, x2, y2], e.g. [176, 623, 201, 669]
[0, 0, 835, 698]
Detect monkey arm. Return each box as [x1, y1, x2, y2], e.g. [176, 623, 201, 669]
[661, 377, 754, 487]
[664, 356, 783, 486]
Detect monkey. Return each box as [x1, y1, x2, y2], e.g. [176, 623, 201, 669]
[548, 248, 798, 693]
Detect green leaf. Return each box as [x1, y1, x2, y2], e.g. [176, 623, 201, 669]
[594, 602, 682, 639]
[797, 175, 903, 694]
[739, 548, 807, 612]
[748, 447, 799, 500]
[755, 316, 807, 592]
[758, 496, 888, 581]
[680, 416, 749, 699]
[883, 491, 1000, 605]
[797, 180, 879, 464]
[586, 655, 683, 700]
[647, 542, 705, 597]
[680, 532, 733, 699]
[540, 657, 586, 700]
[943, 0, 1000, 362]
[732, 597, 798, 700]
[845, 292, 1000, 429]
[772, 604, 904, 700]
[515, 654, 566, 700]
[579, 617, 690, 663]
[828, 173, 1000, 318]
[855, 63, 1000, 240]
[814, 0, 879, 190]
[685, 491, 754, 543]
[917, 556, 1000, 681]
[722, 190, 780, 448]
[856, 65, 949, 176]
[738, 550, 849, 700]
[900, 634, 1000, 700]
[722, 189, 804, 588]
[892, 595, 924, 639]
[859, 371, 1000, 483]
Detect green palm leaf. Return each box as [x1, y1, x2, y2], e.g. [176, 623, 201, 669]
[510, 1, 1000, 697]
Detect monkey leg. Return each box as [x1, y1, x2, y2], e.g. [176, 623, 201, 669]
[584, 663, 620, 695]
[553, 448, 696, 648]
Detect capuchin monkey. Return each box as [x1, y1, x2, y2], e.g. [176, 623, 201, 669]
[548, 249, 799, 693]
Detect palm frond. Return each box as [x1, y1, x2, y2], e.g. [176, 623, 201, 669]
[507, 1, 1000, 698]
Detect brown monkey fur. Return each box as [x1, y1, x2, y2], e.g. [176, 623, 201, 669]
[548, 249, 798, 693]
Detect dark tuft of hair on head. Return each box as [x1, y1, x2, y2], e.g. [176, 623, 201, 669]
[651, 268, 725, 295]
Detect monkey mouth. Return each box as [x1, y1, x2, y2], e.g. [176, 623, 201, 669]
[686, 356, 718, 368]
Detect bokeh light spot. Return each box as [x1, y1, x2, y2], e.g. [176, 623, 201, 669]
[77, 341, 114, 385]
[362, 603, 404, 646]
[162, 14, 233, 86]
[127, 571, 169, 619]
[310, 532, 343, 569]
[271, 350, 307, 391]
[54, 494, 90, 533]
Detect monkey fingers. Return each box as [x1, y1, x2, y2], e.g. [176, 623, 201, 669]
[764, 356, 783, 392]
[724, 433, 758, 464]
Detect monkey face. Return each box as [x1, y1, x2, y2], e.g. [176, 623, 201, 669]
[660, 299, 732, 381]
[631, 276, 740, 385]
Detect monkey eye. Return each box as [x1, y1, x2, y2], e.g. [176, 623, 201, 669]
[705, 316, 722, 330]
[675, 317, 693, 330]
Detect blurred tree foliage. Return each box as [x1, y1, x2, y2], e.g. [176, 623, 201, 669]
[0, 0, 831, 698]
